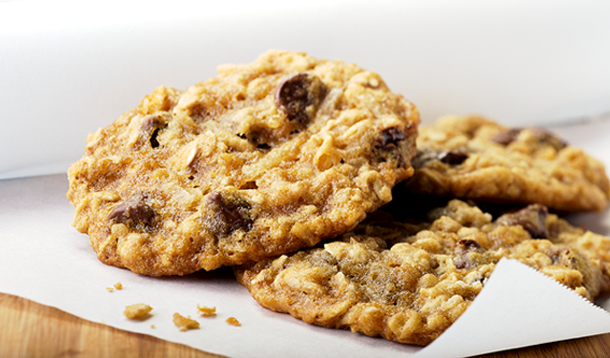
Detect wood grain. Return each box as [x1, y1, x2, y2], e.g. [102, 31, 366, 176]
[2, 291, 610, 358]
[0, 293, 225, 358]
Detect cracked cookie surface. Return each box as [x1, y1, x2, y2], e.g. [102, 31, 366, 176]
[235, 200, 609, 346]
[67, 50, 419, 276]
[404, 115, 610, 212]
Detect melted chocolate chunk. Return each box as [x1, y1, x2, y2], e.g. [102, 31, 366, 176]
[496, 204, 549, 238]
[107, 195, 155, 228]
[150, 128, 161, 148]
[141, 117, 160, 131]
[492, 127, 567, 151]
[412, 149, 468, 168]
[378, 127, 406, 150]
[491, 128, 522, 146]
[458, 239, 482, 250]
[141, 114, 169, 149]
[372, 127, 408, 165]
[454, 239, 484, 269]
[208, 192, 253, 235]
[275, 73, 328, 125]
[529, 127, 568, 151]
[241, 130, 274, 150]
[438, 151, 469, 165]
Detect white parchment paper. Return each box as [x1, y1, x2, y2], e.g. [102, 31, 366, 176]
[1, 119, 610, 357]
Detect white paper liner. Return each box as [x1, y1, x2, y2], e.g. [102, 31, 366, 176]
[417, 260, 610, 358]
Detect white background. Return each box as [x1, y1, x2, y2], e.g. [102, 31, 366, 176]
[1, 0, 610, 179]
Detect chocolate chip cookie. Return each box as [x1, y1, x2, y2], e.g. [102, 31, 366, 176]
[67, 50, 420, 276]
[404, 115, 610, 212]
[235, 200, 609, 346]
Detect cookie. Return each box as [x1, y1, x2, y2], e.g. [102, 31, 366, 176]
[235, 200, 609, 346]
[404, 115, 610, 212]
[67, 50, 420, 276]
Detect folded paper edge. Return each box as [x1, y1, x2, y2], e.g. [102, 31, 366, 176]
[415, 258, 610, 358]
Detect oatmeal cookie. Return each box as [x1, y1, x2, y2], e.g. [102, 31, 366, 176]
[235, 200, 608, 346]
[67, 50, 419, 276]
[404, 115, 610, 212]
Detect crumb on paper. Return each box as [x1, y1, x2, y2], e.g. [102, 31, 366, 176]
[173, 313, 200, 331]
[106, 287, 114, 292]
[151, 325, 156, 329]
[124, 303, 153, 320]
[197, 304, 216, 317]
[226, 317, 241, 326]
[114, 282, 123, 290]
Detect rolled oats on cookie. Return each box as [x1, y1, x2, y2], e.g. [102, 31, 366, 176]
[405, 115, 610, 212]
[235, 200, 610, 346]
[67, 50, 419, 276]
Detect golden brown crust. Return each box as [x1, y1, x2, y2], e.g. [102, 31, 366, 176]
[404, 115, 610, 212]
[235, 200, 608, 346]
[67, 50, 419, 276]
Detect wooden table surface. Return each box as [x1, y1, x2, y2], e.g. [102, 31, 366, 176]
[2, 292, 610, 358]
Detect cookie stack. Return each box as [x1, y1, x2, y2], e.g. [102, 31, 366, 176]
[67, 51, 610, 346]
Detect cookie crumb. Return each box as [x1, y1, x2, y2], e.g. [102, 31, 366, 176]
[226, 317, 241, 326]
[151, 324, 156, 329]
[114, 282, 123, 290]
[106, 287, 114, 292]
[124, 303, 153, 319]
[173, 313, 200, 331]
[197, 304, 216, 317]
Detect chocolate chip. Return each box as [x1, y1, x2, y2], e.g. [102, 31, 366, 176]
[412, 149, 468, 168]
[491, 128, 522, 146]
[149, 128, 161, 148]
[492, 127, 567, 151]
[141, 114, 169, 148]
[458, 239, 482, 250]
[529, 127, 568, 151]
[107, 195, 155, 228]
[207, 192, 253, 235]
[275, 73, 328, 125]
[496, 204, 549, 238]
[454, 239, 484, 269]
[238, 130, 275, 150]
[378, 127, 406, 150]
[438, 151, 469, 165]
[372, 127, 409, 165]
[141, 117, 160, 131]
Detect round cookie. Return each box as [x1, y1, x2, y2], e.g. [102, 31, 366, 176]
[235, 200, 608, 346]
[67, 50, 420, 276]
[404, 115, 610, 212]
